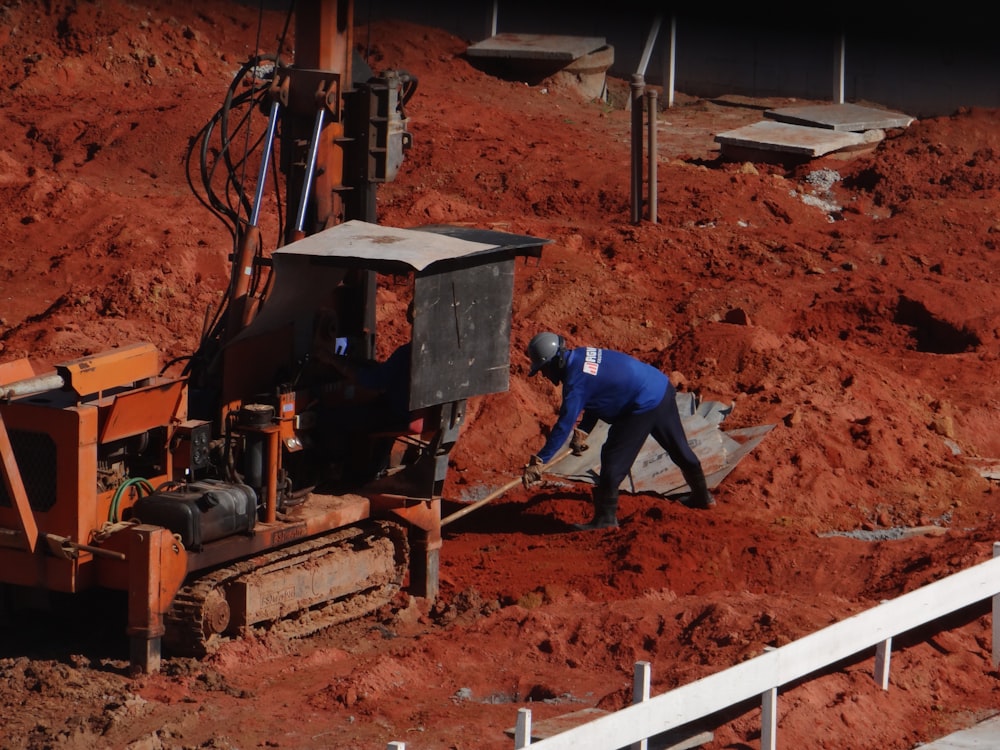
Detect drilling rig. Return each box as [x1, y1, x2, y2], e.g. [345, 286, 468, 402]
[0, 0, 547, 672]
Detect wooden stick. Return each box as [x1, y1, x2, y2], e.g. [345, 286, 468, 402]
[440, 447, 574, 527]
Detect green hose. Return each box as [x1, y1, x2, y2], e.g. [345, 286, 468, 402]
[109, 477, 155, 523]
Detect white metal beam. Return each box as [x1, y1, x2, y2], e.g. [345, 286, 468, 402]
[523, 548, 1000, 750]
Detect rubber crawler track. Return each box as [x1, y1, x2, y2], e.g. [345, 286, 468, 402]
[163, 520, 408, 657]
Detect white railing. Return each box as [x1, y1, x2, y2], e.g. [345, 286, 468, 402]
[387, 542, 1000, 750]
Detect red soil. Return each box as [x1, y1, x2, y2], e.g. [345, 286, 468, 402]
[2, 3, 1000, 749]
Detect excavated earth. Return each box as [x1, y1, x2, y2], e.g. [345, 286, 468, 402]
[3, 2, 1000, 749]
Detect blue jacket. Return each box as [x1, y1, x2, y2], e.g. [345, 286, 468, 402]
[535, 347, 668, 463]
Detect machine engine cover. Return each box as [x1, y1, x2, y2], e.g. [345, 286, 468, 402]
[132, 479, 257, 550]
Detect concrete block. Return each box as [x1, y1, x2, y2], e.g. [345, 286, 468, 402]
[764, 102, 914, 132]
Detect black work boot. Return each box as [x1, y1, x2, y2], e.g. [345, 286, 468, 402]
[679, 471, 716, 510]
[573, 490, 619, 531]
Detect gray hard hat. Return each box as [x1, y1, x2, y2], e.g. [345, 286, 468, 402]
[526, 332, 565, 376]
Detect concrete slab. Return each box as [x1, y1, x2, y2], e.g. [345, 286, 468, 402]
[466, 33, 606, 62]
[917, 714, 1000, 748]
[715, 120, 882, 160]
[765, 102, 914, 132]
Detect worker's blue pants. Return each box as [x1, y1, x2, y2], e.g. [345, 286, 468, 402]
[596, 382, 704, 503]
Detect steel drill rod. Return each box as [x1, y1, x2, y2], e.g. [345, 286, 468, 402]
[293, 107, 327, 234]
[647, 88, 658, 223]
[249, 99, 281, 227]
[630, 75, 645, 224]
[1, 372, 65, 401]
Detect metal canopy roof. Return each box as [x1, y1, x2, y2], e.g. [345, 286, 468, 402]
[273, 219, 548, 273]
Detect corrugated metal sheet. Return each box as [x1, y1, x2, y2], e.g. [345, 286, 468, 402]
[548, 392, 774, 496]
[273, 219, 548, 272]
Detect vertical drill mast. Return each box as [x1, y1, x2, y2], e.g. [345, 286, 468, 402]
[225, 0, 409, 347]
[284, 0, 355, 240]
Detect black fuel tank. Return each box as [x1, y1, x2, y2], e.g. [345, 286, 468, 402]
[131, 479, 257, 550]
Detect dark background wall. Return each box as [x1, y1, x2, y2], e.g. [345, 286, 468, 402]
[357, 2, 1000, 118]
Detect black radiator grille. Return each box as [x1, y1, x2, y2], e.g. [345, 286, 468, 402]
[0, 430, 58, 512]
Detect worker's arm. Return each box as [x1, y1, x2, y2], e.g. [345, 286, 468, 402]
[535, 386, 586, 463]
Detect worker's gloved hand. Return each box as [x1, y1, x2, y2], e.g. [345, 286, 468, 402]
[522, 455, 544, 489]
[570, 428, 590, 456]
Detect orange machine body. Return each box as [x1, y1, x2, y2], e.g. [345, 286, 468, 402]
[0, 0, 547, 674]
[0, 345, 186, 591]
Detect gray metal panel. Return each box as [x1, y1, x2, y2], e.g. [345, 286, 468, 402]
[409, 259, 516, 410]
[272, 220, 549, 272]
[231, 258, 350, 359]
[272, 220, 497, 271]
[550, 395, 775, 496]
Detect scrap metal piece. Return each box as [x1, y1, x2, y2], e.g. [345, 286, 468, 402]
[546, 392, 773, 496]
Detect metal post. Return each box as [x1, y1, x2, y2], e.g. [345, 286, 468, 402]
[761, 686, 778, 750]
[993, 542, 1000, 667]
[630, 74, 645, 225]
[833, 30, 846, 104]
[646, 89, 658, 224]
[665, 16, 677, 108]
[874, 636, 892, 690]
[636, 15, 662, 78]
[631, 661, 652, 750]
[514, 707, 532, 748]
[489, 0, 498, 37]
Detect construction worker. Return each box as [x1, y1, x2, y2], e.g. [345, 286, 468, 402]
[522, 332, 715, 530]
[316, 302, 415, 481]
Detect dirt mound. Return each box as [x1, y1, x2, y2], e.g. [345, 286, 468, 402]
[3, 3, 1000, 749]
